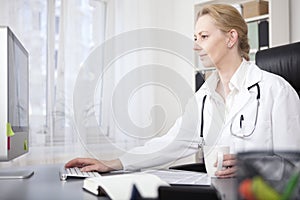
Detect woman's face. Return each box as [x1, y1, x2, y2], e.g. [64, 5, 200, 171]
[194, 14, 229, 68]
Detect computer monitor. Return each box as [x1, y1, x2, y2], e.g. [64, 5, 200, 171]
[0, 26, 33, 178]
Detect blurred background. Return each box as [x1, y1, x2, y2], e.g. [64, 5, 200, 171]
[0, 0, 299, 167]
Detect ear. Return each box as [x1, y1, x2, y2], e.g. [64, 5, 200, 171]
[226, 29, 238, 48]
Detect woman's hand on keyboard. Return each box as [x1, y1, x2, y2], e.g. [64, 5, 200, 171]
[65, 158, 123, 172]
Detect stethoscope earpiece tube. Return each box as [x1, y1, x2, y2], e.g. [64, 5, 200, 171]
[248, 83, 260, 100]
[200, 95, 207, 138]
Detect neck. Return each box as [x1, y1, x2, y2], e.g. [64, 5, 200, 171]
[216, 54, 243, 98]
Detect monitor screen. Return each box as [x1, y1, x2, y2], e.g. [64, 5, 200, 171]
[8, 28, 29, 133]
[0, 26, 29, 161]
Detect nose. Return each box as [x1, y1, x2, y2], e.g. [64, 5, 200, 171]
[193, 41, 201, 51]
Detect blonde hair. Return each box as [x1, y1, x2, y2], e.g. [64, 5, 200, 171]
[197, 4, 250, 61]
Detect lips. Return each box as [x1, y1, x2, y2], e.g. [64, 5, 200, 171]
[199, 54, 207, 59]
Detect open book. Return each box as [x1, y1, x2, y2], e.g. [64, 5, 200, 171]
[83, 173, 169, 199]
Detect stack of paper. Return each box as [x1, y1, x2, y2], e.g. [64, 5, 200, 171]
[142, 169, 211, 185]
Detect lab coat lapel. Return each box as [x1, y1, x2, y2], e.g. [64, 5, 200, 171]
[224, 63, 263, 127]
[225, 89, 251, 126]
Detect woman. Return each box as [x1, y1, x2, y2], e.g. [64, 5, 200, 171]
[65, 4, 300, 178]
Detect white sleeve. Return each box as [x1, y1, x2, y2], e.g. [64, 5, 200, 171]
[272, 83, 300, 151]
[119, 95, 202, 171]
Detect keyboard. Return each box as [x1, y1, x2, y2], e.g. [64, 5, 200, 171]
[59, 167, 101, 181]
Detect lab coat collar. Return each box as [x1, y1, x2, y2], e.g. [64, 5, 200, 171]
[201, 70, 219, 97]
[244, 61, 263, 88]
[201, 60, 263, 97]
[229, 59, 248, 92]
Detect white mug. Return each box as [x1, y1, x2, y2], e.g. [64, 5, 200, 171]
[203, 145, 230, 177]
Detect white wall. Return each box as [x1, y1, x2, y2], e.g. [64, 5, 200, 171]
[0, 1, 8, 25]
[109, 0, 194, 37]
[103, 0, 197, 146]
[290, 0, 300, 43]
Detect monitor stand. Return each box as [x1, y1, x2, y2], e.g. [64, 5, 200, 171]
[0, 169, 34, 179]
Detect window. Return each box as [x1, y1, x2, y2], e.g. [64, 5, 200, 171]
[1, 0, 107, 146]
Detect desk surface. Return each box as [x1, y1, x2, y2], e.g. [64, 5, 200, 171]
[0, 164, 236, 200]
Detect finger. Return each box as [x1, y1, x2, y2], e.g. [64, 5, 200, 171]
[65, 158, 84, 168]
[216, 173, 236, 179]
[216, 166, 237, 175]
[215, 166, 237, 178]
[65, 158, 93, 168]
[223, 154, 236, 161]
[81, 165, 99, 172]
[214, 154, 236, 167]
[81, 163, 109, 173]
[214, 159, 236, 168]
[223, 159, 237, 167]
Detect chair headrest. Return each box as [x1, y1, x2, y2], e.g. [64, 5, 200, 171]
[255, 42, 300, 97]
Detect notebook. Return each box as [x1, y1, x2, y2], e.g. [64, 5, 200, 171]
[83, 173, 169, 199]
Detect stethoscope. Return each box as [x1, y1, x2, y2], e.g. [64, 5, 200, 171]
[200, 83, 261, 141]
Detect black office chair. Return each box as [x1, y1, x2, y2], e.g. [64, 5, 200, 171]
[195, 71, 205, 92]
[255, 41, 300, 97]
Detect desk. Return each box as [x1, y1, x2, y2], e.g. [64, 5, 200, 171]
[0, 164, 236, 200]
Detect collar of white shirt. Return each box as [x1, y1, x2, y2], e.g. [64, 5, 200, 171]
[201, 59, 257, 98]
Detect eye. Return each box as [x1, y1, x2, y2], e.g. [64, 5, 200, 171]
[194, 36, 197, 41]
[200, 34, 208, 40]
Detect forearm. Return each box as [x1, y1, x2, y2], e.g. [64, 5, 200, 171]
[119, 140, 199, 171]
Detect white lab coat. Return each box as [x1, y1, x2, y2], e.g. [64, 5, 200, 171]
[119, 61, 300, 171]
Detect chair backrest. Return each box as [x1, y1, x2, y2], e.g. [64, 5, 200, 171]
[255, 42, 300, 97]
